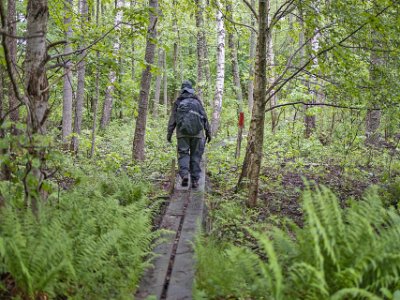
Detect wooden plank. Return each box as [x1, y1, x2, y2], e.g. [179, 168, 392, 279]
[166, 162, 205, 300]
[135, 191, 188, 299]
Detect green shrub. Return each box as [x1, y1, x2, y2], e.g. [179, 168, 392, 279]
[195, 187, 400, 299]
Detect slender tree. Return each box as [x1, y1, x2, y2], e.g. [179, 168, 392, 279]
[247, 0, 256, 111]
[132, 0, 158, 161]
[195, 0, 206, 100]
[163, 49, 168, 115]
[90, 0, 101, 158]
[71, 0, 88, 153]
[153, 47, 163, 118]
[7, 0, 19, 131]
[211, 4, 225, 135]
[238, 0, 268, 207]
[267, 0, 277, 133]
[62, 0, 73, 144]
[366, 30, 383, 146]
[100, 0, 124, 129]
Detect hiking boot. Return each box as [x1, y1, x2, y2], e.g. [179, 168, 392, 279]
[192, 180, 199, 189]
[181, 175, 189, 187]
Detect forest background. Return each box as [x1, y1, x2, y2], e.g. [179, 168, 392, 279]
[1, 0, 400, 299]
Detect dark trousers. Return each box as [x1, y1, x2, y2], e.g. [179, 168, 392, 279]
[177, 137, 202, 181]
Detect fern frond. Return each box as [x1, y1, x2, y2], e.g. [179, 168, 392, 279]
[250, 229, 284, 300]
[290, 262, 330, 299]
[330, 288, 382, 300]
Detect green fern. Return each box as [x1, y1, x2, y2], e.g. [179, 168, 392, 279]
[0, 172, 156, 299]
[196, 186, 400, 299]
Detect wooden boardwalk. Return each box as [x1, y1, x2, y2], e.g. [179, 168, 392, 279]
[135, 162, 206, 300]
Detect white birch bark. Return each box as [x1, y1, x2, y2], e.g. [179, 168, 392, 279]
[211, 6, 225, 136]
[62, 0, 73, 144]
[100, 0, 124, 129]
[25, 0, 49, 134]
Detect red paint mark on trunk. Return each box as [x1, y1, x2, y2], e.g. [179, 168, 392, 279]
[238, 112, 244, 127]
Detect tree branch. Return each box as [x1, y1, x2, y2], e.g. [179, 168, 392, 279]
[218, 6, 257, 33]
[0, 2, 25, 106]
[0, 28, 44, 39]
[242, 0, 258, 20]
[265, 101, 382, 113]
[265, 4, 393, 104]
[48, 21, 139, 61]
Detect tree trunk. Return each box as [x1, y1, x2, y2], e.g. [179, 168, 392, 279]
[90, 0, 101, 158]
[211, 5, 225, 136]
[24, 0, 50, 211]
[0, 66, 9, 182]
[171, 0, 180, 109]
[298, 5, 316, 138]
[247, 0, 256, 111]
[153, 47, 163, 118]
[7, 0, 19, 131]
[267, 20, 278, 133]
[163, 50, 168, 115]
[238, 0, 268, 207]
[226, 1, 244, 158]
[195, 0, 205, 100]
[25, 0, 49, 135]
[131, 0, 135, 81]
[71, 0, 88, 153]
[132, 0, 158, 161]
[100, 0, 124, 129]
[62, 0, 73, 144]
[365, 31, 383, 146]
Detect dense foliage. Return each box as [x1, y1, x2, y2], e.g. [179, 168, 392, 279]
[196, 187, 400, 299]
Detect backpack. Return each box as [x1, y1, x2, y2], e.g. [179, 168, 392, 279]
[176, 98, 204, 136]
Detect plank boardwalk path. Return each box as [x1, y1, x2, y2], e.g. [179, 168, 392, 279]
[135, 160, 206, 300]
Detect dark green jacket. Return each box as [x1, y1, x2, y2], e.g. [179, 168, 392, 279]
[167, 93, 211, 138]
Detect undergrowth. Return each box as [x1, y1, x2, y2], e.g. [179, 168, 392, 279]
[195, 187, 400, 299]
[0, 119, 174, 299]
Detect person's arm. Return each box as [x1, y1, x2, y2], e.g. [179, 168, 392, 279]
[167, 101, 177, 142]
[196, 98, 212, 142]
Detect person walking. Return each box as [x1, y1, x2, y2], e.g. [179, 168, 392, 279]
[167, 80, 211, 188]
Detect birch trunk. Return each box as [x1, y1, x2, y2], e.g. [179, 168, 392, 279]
[25, 0, 49, 134]
[71, 0, 88, 153]
[62, 0, 73, 144]
[153, 47, 163, 118]
[100, 0, 124, 129]
[247, 0, 256, 111]
[24, 0, 50, 210]
[195, 0, 205, 100]
[238, 0, 268, 207]
[132, 0, 158, 161]
[7, 0, 19, 129]
[211, 6, 225, 136]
